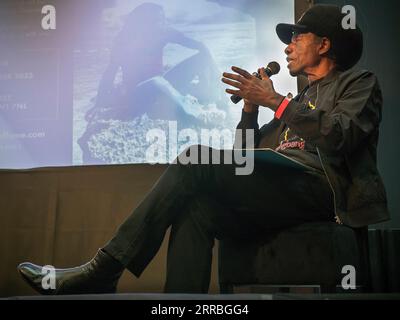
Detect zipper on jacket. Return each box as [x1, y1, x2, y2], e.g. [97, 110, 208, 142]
[316, 147, 342, 224]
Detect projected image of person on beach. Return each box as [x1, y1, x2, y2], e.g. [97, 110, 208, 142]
[77, 2, 228, 164]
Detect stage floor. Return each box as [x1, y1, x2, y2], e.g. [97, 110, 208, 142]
[3, 293, 400, 300]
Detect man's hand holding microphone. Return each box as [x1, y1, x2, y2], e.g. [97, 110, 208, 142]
[221, 62, 285, 112]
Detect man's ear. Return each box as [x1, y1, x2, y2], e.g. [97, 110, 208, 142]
[318, 37, 332, 55]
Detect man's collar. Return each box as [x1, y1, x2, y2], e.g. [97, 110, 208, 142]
[308, 68, 340, 87]
[295, 68, 340, 100]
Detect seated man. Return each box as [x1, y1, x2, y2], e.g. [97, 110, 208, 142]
[17, 4, 389, 295]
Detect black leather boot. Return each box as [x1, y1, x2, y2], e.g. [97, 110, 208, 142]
[17, 249, 124, 295]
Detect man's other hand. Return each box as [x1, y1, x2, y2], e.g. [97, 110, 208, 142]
[243, 100, 258, 113]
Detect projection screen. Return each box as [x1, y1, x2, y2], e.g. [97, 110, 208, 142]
[0, 0, 296, 168]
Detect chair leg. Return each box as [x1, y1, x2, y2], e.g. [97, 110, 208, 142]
[219, 283, 234, 294]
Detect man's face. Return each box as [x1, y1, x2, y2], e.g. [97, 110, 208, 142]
[284, 32, 323, 76]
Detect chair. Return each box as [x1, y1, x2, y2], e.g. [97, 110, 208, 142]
[218, 221, 370, 294]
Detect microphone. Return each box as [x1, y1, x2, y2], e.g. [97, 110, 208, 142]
[230, 61, 280, 104]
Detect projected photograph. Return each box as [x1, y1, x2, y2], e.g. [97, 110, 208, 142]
[73, 0, 296, 165]
[0, 0, 296, 169]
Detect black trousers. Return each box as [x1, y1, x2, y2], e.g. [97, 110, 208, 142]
[103, 145, 335, 293]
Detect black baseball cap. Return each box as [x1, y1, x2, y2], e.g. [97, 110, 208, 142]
[276, 4, 363, 70]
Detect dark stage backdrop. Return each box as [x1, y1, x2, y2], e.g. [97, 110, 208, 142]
[313, 0, 400, 228]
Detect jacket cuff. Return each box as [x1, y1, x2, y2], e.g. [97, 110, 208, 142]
[239, 109, 259, 128]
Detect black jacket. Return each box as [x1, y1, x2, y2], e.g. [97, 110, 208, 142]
[235, 68, 390, 228]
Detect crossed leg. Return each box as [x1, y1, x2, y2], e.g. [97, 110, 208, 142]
[103, 145, 334, 292]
